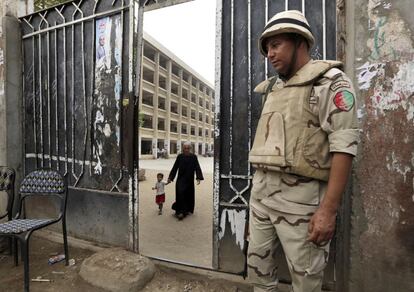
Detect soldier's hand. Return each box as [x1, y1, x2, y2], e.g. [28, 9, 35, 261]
[307, 207, 336, 245]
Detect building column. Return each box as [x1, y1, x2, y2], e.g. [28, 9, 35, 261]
[187, 75, 193, 154]
[152, 52, 160, 159]
[166, 60, 172, 155]
[195, 80, 200, 155]
[138, 135, 142, 159]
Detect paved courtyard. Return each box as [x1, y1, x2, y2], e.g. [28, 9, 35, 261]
[138, 157, 214, 268]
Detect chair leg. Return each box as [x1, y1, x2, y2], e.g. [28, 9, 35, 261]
[21, 239, 30, 292]
[13, 238, 18, 266]
[62, 219, 69, 266]
[8, 237, 12, 255]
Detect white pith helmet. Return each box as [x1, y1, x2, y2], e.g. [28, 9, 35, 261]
[259, 10, 315, 56]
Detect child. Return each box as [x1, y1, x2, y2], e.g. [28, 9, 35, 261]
[152, 173, 169, 215]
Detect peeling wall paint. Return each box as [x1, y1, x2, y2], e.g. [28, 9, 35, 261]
[351, 0, 414, 290]
[219, 208, 246, 251]
[386, 151, 411, 182]
[358, 60, 414, 120]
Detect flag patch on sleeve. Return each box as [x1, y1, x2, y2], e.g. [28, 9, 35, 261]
[333, 90, 355, 112]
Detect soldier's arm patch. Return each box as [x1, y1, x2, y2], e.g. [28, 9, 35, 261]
[330, 79, 351, 92]
[333, 90, 355, 112]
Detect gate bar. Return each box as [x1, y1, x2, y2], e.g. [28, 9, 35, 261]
[22, 5, 129, 39]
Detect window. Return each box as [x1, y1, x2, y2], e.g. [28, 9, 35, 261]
[181, 124, 188, 134]
[170, 121, 178, 133]
[182, 106, 188, 117]
[172, 64, 180, 77]
[142, 115, 152, 129]
[171, 102, 178, 114]
[191, 109, 196, 120]
[159, 75, 167, 90]
[159, 55, 168, 69]
[142, 90, 153, 106]
[158, 118, 165, 131]
[143, 44, 156, 62]
[182, 88, 188, 100]
[170, 141, 177, 154]
[158, 97, 166, 110]
[142, 67, 154, 84]
[141, 139, 152, 155]
[171, 82, 179, 95]
[183, 71, 190, 83]
[191, 126, 195, 136]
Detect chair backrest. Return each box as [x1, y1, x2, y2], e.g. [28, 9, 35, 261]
[0, 166, 15, 220]
[19, 169, 67, 218]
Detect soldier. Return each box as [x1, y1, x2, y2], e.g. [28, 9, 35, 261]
[247, 10, 359, 292]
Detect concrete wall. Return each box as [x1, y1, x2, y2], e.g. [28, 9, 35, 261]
[0, 1, 33, 216]
[27, 189, 129, 247]
[348, 0, 414, 291]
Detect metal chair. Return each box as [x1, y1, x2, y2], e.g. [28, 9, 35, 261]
[0, 166, 15, 254]
[0, 169, 69, 292]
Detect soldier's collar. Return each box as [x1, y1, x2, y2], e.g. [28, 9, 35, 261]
[284, 60, 343, 87]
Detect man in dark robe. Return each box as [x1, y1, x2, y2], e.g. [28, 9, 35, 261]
[168, 143, 204, 220]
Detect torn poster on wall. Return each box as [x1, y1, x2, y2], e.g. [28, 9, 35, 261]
[93, 16, 123, 175]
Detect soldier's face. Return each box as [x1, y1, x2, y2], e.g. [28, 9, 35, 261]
[266, 34, 295, 75]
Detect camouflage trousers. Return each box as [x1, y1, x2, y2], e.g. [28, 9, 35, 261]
[247, 198, 330, 292]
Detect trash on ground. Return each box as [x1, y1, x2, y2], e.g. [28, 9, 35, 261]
[51, 271, 65, 274]
[31, 276, 51, 282]
[69, 258, 76, 266]
[48, 254, 65, 265]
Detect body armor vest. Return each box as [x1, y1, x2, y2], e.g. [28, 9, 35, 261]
[249, 60, 343, 181]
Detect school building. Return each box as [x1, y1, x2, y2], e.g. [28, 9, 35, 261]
[139, 32, 215, 159]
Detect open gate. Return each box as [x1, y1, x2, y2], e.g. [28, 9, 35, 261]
[19, 0, 343, 289]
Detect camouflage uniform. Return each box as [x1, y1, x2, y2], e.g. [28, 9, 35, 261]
[247, 62, 359, 291]
[247, 10, 359, 292]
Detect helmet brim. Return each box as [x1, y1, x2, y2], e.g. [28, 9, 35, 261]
[259, 24, 315, 56]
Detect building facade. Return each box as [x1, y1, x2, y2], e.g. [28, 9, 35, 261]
[139, 32, 215, 159]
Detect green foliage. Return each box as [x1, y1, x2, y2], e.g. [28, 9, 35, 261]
[34, 0, 69, 11]
[138, 112, 144, 128]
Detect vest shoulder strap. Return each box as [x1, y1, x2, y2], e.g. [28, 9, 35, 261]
[262, 76, 277, 105]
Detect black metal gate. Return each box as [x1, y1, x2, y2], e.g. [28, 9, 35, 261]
[214, 0, 338, 288]
[20, 0, 342, 288]
[20, 0, 143, 250]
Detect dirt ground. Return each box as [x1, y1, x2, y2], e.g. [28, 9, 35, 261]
[138, 157, 213, 268]
[0, 236, 257, 292]
[0, 236, 99, 292]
